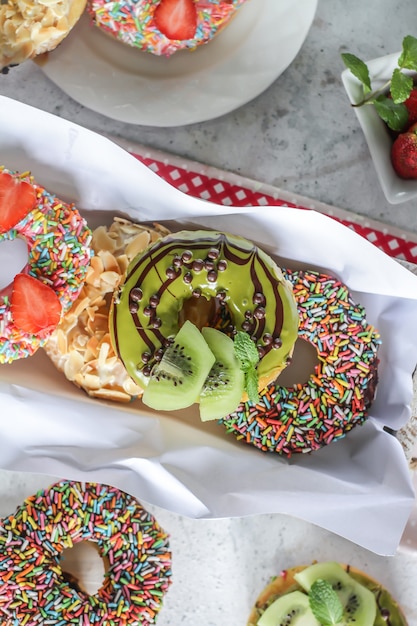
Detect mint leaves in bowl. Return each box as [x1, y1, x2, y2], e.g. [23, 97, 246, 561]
[341, 35, 417, 204]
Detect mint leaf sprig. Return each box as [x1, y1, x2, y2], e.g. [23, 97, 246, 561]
[341, 35, 417, 131]
[233, 331, 260, 405]
[309, 579, 344, 626]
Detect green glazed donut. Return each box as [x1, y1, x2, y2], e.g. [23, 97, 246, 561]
[110, 230, 299, 391]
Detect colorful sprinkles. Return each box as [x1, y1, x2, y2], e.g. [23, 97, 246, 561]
[0, 167, 92, 363]
[87, 0, 247, 57]
[0, 480, 172, 625]
[221, 269, 381, 457]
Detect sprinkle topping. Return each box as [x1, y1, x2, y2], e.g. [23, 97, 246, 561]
[221, 269, 381, 457]
[0, 480, 172, 625]
[87, 0, 247, 56]
[0, 168, 92, 363]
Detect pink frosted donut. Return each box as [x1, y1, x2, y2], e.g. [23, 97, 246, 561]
[0, 168, 92, 363]
[87, 0, 248, 57]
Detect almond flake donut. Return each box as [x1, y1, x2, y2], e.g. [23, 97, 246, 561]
[0, 168, 92, 363]
[44, 218, 170, 403]
[0, 480, 172, 625]
[86, 0, 248, 57]
[221, 269, 381, 457]
[0, 0, 87, 70]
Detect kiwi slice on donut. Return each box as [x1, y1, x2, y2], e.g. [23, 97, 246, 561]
[256, 590, 315, 625]
[142, 320, 215, 411]
[199, 327, 244, 421]
[294, 562, 377, 625]
[250, 561, 407, 626]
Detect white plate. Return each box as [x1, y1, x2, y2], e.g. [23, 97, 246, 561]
[35, 0, 317, 126]
[341, 52, 417, 205]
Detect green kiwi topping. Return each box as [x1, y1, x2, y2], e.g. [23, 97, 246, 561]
[249, 562, 407, 626]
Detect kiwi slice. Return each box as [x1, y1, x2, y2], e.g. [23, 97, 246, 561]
[142, 320, 215, 411]
[294, 562, 377, 626]
[257, 590, 319, 626]
[199, 327, 245, 421]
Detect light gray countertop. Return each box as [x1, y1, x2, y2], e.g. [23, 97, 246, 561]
[2, 0, 417, 233]
[1, 1, 417, 625]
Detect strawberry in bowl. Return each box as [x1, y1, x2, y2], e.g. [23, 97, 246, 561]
[341, 35, 417, 202]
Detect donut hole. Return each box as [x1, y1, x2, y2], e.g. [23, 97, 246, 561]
[60, 541, 109, 596]
[179, 295, 232, 332]
[276, 338, 319, 387]
[0, 237, 28, 292]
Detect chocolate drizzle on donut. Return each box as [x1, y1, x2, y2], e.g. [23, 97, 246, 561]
[112, 230, 298, 386]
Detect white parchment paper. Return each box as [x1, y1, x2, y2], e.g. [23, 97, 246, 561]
[0, 95, 416, 555]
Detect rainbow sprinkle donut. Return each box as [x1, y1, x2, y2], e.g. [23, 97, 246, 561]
[221, 269, 381, 457]
[87, 0, 248, 57]
[0, 168, 92, 363]
[0, 480, 172, 625]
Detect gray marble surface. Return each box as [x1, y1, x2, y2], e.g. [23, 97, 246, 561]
[1, 470, 417, 626]
[1, 1, 417, 625]
[2, 0, 417, 233]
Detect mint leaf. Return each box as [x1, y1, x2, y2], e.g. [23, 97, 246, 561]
[245, 369, 260, 405]
[374, 95, 409, 131]
[309, 579, 344, 626]
[234, 332, 260, 403]
[341, 52, 372, 92]
[390, 67, 413, 102]
[398, 35, 417, 70]
[234, 331, 259, 370]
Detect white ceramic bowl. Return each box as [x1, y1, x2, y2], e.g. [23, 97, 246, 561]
[341, 51, 417, 204]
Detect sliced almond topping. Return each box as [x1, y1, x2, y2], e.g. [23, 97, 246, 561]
[45, 218, 170, 402]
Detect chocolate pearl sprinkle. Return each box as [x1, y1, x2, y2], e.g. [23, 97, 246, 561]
[149, 294, 160, 308]
[130, 287, 143, 302]
[205, 260, 215, 271]
[245, 310, 252, 319]
[142, 365, 152, 377]
[155, 348, 164, 362]
[192, 288, 202, 298]
[152, 318, 162, 329]
[129, 302, 138, 314]
[263, 333, 273, 345]
[207, 248, 219, 260]
[143, 306, 153, 317]
[242, 321, 252, 332]
[257, 346, 266, 358]
[181, 250, 192, 262]
[217, 260, 227, 271]
[207, 270, 217, 283]
[253, 292, 265, 305]
[166, 266, 178, 279]
[273, 337, 283, 349]
[183, 272, 193, 284]
[192, 259, 204, 272]
[141, 352, 151, 363]
[173, 256, 182, 267]
[254, 306, 266, 320]
[216, 290, 226, 301]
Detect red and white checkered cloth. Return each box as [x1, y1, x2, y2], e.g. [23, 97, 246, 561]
[119, 141, 417, 264]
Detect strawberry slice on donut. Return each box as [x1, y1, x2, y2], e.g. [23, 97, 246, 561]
[11, 273, 62, 337]
[0, 170, 36, 234]
[154, 0, 197, 40]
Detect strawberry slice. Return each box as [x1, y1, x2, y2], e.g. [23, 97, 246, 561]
[154, 0, 197, 40]
[11, 273, 61, 336]
[0, 171, 36, 234]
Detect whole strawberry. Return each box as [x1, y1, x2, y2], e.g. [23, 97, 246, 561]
[391, 122, 417, 178]
[403, 87, 417, 128]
